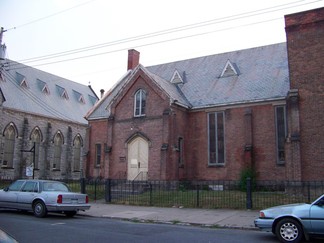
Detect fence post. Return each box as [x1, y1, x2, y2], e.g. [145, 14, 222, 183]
[94, 179, 97, 202]
[196, 184, 200, 208]
[80, 178, 86, 194]
[105, 179, 112, 203]
[246, 177, 252, 209]
[149, 183, 153, 206]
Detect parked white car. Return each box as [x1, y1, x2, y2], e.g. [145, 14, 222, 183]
[0, 179, 91, 217]
[255, 194, 324, 243]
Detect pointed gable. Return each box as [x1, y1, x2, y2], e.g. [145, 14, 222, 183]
[16, 72, 29, 87]
[220, 60, 239, 78]
[73, 90, 85, 104]
[170, 70, 184, 84]
[37, 79, 50, 94]
[56, 85, 69, 99]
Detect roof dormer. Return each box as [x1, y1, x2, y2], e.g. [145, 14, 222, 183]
[16, 72, 29, 88]
[170, 70, 184, 84]
[220, 60, 239, 78]
[73, 90, 85, 104]
[37, 79, 50, 95]
[56, 85, 69, 100]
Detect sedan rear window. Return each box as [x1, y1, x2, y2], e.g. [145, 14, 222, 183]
[43, 182, 70, 192]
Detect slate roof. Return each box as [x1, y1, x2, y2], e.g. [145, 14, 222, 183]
[0, 60, 98, 124]
[146, 43, 289, 109]
[86, 43, 290, 120]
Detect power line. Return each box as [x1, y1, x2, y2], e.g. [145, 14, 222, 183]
[13, 0, 311, 64]
[9, 17, 283, 70]
[5, 0, 98, 31]
[5, 0, 323, 69]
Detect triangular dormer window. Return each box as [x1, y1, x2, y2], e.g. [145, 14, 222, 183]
[56, 85, 69, 100]
[73, 90, 85, 104]
[42, 85, 50, 95]
[170, 70, 184, 84]
[16, 72, 29, 88]
[220, 60, 239, 78]
[62, 90, 69, 99]
[88, 95, 97, 105]
[79, 95, 85, 104]
[37, 79, 50, 94]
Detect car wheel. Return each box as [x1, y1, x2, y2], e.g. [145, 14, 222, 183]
[65, 211, 77, 217]
[275, 218, 303, 243]
[33, 200, 47, 218]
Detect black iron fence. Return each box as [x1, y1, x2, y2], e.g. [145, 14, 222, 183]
[1, 178, 323, 210]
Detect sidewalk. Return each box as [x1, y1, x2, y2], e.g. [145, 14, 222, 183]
[78, 202, 259, 230]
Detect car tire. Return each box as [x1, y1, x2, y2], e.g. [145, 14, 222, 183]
[65, 211, 77, 217]
[33, 200, 47, 218]
[275, 218, 303, 243]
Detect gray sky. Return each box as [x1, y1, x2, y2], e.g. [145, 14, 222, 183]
[1, 0, 323, 96]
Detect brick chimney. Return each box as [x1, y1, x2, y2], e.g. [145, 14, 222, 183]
[127, 49, 140, 70]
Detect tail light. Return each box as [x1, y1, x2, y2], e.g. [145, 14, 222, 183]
[57, 195, 63, 204]
[86, 195, 89, 204]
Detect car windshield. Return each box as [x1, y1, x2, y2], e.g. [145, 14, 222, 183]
[43, 182, 70, 192]
[8, 180, 25, 191]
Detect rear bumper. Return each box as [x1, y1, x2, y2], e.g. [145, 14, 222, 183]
[47, 204, 91, 212]
[254, 218, 274, 232]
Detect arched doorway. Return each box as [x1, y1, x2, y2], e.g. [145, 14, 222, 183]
[127, 136, 148, 181]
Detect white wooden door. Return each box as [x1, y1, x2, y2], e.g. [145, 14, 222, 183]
[127, 137, 148, 180]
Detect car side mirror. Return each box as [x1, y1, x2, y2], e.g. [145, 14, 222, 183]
[3, 187, 9, 192]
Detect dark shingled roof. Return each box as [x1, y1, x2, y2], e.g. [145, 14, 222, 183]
[0, 60, 98, 124]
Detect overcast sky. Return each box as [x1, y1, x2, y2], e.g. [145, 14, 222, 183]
[1, 0, 323, 96]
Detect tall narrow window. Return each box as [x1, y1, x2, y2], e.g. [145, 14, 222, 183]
[95, 144, 101, 166]
[134, 89, 146, 117]
[73, 136, 82, 171]
[3, 124, 16, 168]
[53, 132, 63, 170]
[31, 128, 41, 169]
[178, 137, 184, 167]
[275, 106, 287, 164]
[208, 112, 225, 165]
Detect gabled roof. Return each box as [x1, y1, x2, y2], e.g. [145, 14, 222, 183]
[147, 43, 289, 109]
[86, 43, 289, 120]
[0, 60, 99, 124]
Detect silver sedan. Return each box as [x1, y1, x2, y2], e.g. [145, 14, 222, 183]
[0, 179, 91, 217]
[254, 194, 324, 243]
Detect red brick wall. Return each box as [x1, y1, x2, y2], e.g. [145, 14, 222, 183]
[108, 73, 175, 180]
[87, 119, 108, 178]
[285, 7, 324, 181]
[184, 105, 286, 181]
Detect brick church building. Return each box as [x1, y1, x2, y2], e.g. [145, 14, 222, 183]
[85, 7, 323, 182]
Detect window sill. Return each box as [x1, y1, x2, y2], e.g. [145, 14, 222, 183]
[208, 164, 225, 168]
[1, 166, 14, 169]
[134, 115, 146, 118]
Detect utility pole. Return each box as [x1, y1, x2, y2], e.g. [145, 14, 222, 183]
[0, 27, 4, 45]
[0, 27, 7, 60]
